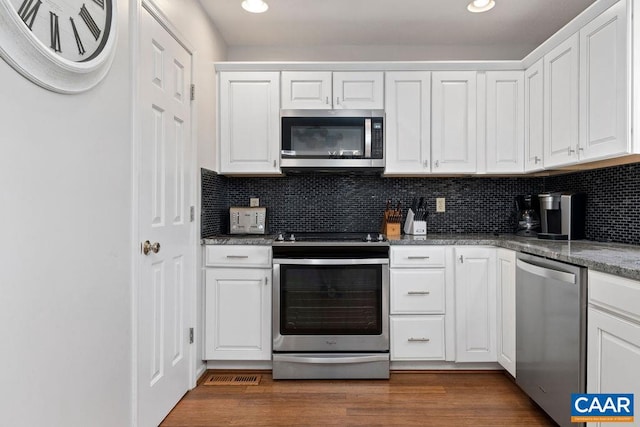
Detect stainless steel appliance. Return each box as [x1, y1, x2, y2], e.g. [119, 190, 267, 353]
[516, 253, 587, 427]
[272, 232, 390, 379]
[538, 192, 586, 240]
[229, 207, 267, 235]
[280, 110, 384, 172]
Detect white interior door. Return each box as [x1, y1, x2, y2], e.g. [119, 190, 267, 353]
[137, 6, 193, 427]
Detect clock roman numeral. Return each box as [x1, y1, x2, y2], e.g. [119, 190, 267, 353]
[70, 17, 86, 55]
[79, 4, 101, 41]
[17, 0, 42, 30]
[92, 0, 105, 9]
[49, 12, 61, 52]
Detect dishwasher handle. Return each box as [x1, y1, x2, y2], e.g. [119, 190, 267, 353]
[516, 258, 576, 284]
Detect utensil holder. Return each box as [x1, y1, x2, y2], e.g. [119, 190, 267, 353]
[403, 209, 427, 235]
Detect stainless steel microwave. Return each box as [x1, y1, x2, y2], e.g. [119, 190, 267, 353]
[280, 109, 384, 172]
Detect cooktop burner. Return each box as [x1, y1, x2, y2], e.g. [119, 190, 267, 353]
[274, 232, 387, 244]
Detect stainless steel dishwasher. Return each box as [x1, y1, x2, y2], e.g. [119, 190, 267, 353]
[516, 253, 587, 427]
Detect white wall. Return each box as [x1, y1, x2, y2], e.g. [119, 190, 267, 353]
[0, 1, 133, 426]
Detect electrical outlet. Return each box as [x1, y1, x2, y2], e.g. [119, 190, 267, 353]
[250, 198, 259, 207]
[436, 198, 446, 213]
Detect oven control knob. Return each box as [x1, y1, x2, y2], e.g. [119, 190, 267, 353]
[289, 234, 296, 241]
[366, 233, 372, 242]
[378, 233, 384, 241]
[276, 233, 284, 241]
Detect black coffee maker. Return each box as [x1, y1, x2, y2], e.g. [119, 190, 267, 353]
[514, 195, 541, 237]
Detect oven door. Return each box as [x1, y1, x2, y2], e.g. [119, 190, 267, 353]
[273, 258, 389, 352]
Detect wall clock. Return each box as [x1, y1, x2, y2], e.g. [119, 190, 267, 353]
[0, 0, 117, 93]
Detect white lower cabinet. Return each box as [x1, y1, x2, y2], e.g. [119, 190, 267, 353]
[391, 316, 445, 360]
[496, 249, 516, 377]
[587, 271, 640, 427]
[454, 247, 497, 363]
[204, 246, 272, 360]
[389, 246, 449, 361]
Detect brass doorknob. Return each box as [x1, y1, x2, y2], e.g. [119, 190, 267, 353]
[142, 240, 161, 255]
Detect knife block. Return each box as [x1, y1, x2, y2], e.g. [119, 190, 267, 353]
[383, 222, 401, 237]
[403, 209, 427, 235]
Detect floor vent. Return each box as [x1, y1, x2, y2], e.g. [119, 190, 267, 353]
[203, 374, 261, 386]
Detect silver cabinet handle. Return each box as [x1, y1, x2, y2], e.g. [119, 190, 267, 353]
[534, 156, 541, 164]
[325, 96, 329, 105]
[407, 291, 430, 295]
[336, 97, 340, 105]
[226, 255, 249, 259]
[434, 160, 439, 168]
[459, 255, 464, 263]
[407, 256, 430, 260]
[408, 338, 430, 342]
[142, 240, 161, 255]
[577, 145, 584, 152]
[424, 160, 429, 168]
[264, 276, 268, 286]
[568, 147, 576, 155]
[273, 160, 276, 167]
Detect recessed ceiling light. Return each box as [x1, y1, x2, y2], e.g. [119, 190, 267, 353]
[242, 0, 269, 13]
[467, 0, 495, 13]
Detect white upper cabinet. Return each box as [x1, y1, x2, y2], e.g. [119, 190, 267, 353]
[524, 59, 545, 172]
[432, 71, 477, 173]
[219, 72, 281, 174]
[384, 71, 431, 174]
[281, 71, 384, 110]
[544, 33, 580, 168]
[281, 71, 332, 109]
[579, 0, 628, 161]
[485, 71, 524, 174]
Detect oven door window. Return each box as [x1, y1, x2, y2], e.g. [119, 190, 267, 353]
[282, 117, 365, 158]
[279, 264, 382, 335]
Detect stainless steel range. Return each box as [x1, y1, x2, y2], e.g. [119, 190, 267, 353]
[272, 232, 390, 380]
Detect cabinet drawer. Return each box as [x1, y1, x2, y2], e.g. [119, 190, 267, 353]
[390, 269, 445, 314]
[391, 316, 445, 361]
[205, 245, 271, 268]
[391, 246, 446, 267]
[589, 271, 640, 323]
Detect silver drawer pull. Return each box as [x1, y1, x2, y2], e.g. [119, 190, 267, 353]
[407, 256, 430, 260]
[226, 255, 249, 259]
[408, 338, 430, 342]
[407, 291, 430, 295]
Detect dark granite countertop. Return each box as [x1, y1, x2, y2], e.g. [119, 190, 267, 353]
[202, 234, 640, 281]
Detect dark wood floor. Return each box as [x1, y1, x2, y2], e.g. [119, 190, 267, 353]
[161, 371, 557, 426]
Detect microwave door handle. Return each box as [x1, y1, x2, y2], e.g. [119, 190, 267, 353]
[364, 118, 372, 158]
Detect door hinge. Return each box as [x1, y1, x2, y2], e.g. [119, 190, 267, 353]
[190, 206, 195, 222]
[189, 327, 194, 344]
[190, 84, 195, 101]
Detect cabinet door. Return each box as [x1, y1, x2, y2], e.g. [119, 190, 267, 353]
[485, 71, 524, 173]
[454, 247, 497, 362]
[281, 71, 332, 110]
[524, 59, 545, 172]
[496, 249, 516, 377]
[205, 268, 271, 360]
[384, 71, 431, 174]
[579, 0, 628, 161]
[219, 72, 280, 174]
[333, 71, 384, 109]
[432, 71, 477, 173]
[544, 34, 580, 168]
[587, 308, 640, 427]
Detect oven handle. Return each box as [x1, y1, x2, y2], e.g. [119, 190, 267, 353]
[274, 354, 389, 364]
[273, 258, 389, 266]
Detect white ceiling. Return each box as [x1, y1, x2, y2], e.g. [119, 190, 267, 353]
[199, 0, 597, 61]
